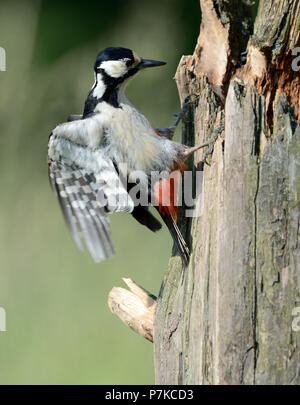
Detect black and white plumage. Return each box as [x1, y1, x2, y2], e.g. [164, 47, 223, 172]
[48, 47, 191, 265]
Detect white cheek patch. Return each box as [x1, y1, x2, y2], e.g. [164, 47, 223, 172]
[93, 74, 106, 99]
[100, 60, 127, 78]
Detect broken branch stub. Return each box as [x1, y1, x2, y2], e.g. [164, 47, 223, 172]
[108, 278, 156, 343]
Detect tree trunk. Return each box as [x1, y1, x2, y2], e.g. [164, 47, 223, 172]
[154, 0, 300, 385]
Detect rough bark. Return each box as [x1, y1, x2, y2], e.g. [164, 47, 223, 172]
[154, 0, 300, 385]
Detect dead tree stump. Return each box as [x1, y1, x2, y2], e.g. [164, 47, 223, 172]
[154, 0, 300, 385]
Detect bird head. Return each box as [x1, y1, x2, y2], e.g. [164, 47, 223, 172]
[93, 47, 166, 87]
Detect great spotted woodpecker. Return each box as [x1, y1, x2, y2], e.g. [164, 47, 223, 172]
[48, 47, 216, 267]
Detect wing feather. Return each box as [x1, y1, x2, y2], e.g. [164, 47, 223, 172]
[53, 171, 84, 252]
[49, 160, 115, 263]
[48, 126, 135, 263]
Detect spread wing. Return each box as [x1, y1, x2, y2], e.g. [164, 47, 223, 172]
[48, 130, 134, 263]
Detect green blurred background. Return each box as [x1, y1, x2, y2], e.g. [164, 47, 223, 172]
[0, 0, 200, 384]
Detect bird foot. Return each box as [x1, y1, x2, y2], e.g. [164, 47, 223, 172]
[201, 124, 224, 166]
[173, 94, 198, 128]
[155, 94, 198, 140]
[183, 124, 224, 164]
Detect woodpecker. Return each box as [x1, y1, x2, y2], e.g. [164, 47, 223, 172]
[48, 47, 214, 267]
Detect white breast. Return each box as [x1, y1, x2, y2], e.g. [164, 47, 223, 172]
[50, 90, 180, 176]
[95, 92, 169, 172]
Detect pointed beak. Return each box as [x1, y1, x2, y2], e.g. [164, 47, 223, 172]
[137, 58, 166, 70]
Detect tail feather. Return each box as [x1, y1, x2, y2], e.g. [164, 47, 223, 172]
[131, 206, 162, 232]
[157, 209, 190, 267]
[153, 161, 190, 267]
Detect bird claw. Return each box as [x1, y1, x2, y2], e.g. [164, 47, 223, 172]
[201, 124, 224, 166]
[156, 94, 198, 140]
[173, 94, 198, 128]
[156, 95, 199, 140]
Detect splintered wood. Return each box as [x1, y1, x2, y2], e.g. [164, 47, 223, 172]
[108, 278, 156, 343]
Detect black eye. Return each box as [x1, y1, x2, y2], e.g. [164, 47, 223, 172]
[125, 59, 133, 67]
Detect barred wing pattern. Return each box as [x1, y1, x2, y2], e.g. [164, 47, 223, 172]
[48, 134, 135, 263]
